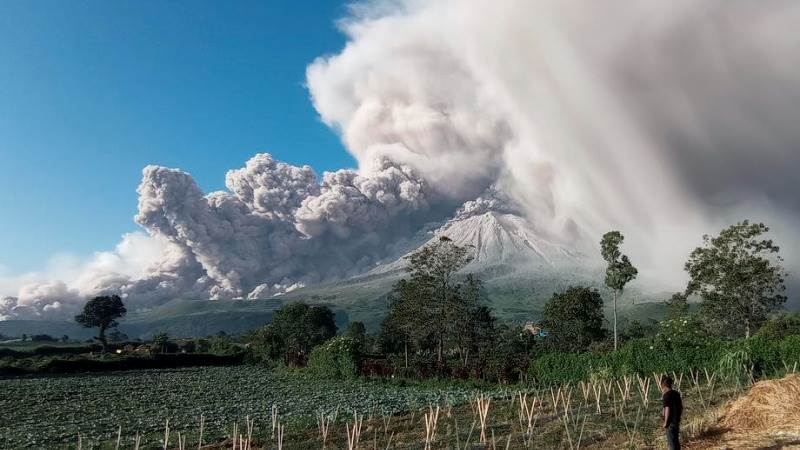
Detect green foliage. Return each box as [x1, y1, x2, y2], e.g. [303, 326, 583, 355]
[600, 231, 639, 292]
[665, 292, 689, 320]
[482, 324, 535, 383]
[655, 315, 708, 347]
[344, 321, 367, 350]
[685, 220, 788, 338]
[779, 335, 800, 366]
[528, 332, 800, 385]
[249, 302, 337, 366]
[717, 347, 752, 383]
[150, 332, 169, 354]
[541, 286, 606, 352]
[755, 313, 800, 341]
[307, 336, 360, 379]
[74, 295, 127, 350]
[1, 366, 497, 448]
[382, 237, 478, 364]
[600, 231, 638, 350]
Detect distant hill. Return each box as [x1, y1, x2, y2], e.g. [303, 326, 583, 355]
[0, 195, 670, 339]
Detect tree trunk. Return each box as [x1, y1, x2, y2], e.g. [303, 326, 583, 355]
[404, 340, 408, 369]
[745, 320, 751, 339]
[613, 290, 618, 351]
[437, 337, 443, 364]
[98, 325, 108, 353]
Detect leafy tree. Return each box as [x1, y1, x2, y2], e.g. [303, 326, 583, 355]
[307, 336, 360, 379]
[485, 323, 535, 383]
[455, 305, 496, 368]
[109, 330, 129, 342]
[383, 237, 475, 365]
[379, 282, 417, 367]
[685, 220, 787, 338]
[541, 286, 606, 353]
[151, 332, 169, 354]
[74, 295, 127, 352]
[344, 321, 367, 350]
[755, 313, 800, 341]
[665, 292, 689, 320]
[61, 335, 69, 343]
[621, 320, 652, 341]
[407, 236, 474, 363]
[251, 302, 337, 366]
[600, 231, 638, 350]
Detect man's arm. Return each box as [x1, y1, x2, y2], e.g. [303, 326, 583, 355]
[663, 406, 670, 428]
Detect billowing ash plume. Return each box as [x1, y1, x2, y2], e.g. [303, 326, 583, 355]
[3, 0, 800, 318]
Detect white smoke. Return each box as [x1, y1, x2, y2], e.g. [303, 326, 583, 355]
[307, 0, 800, 288]
[3, 0, 800, 318]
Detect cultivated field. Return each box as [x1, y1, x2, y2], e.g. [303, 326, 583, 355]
[5, 364, 797, 449]
[0, 366, 495, 448]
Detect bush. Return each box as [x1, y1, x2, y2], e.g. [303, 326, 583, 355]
[528, 334, 800, 384]
[756, 313, 800, 341]
[307, 336, 360, 379]
[779, 335, 800, 367]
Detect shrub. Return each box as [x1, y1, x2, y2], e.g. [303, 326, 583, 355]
[779, 335, 800, 367]
[307, 336, 360, 379]
[756, 313, 800, 341]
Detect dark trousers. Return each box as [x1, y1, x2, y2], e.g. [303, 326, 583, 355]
[665, 424, 681, 450]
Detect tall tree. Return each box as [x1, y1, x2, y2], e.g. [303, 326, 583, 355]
[541, 286, 606, 353]
[253, 302, 338, 365]
[600, 231, 638, 350]
[384, 236, 474, 365]
[665, 292, 689, 320]
[74, 295, 127, 352]
[685, 220, 787, 338]
[407, 236, 473, 363]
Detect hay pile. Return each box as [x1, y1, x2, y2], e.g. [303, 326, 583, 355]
[719, 373, 800, 433]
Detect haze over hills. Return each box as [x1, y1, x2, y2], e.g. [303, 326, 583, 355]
[3, 0, 799, 331]
[0, 192, 666, 338]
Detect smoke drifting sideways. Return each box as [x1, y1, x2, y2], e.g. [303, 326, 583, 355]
[4, 0, 800, 319]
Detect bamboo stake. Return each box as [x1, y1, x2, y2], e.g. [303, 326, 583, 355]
[276, 423, 285, 450]
[114, 425, 122, 450]
[163, 418, 170, 450]
[423, 405, 440, 449]
[198, 414, 205, 450]
[271, 404, 279, 438]
[475, 395, 491, 444]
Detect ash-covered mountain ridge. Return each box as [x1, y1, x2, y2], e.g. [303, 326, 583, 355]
[0, 190, 657, 339]
[241, 190, 638, 330]
[365, 190, 588, 277]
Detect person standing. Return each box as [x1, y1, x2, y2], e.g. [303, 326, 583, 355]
[660, 375, 683, 450]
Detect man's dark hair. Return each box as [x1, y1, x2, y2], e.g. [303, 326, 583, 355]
[660, 375, 674, 388]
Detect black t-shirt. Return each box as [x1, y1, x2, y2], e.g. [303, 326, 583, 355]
[662, 390, 683, 426]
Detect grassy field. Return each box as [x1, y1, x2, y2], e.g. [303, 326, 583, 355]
[0, 366, 498, 449]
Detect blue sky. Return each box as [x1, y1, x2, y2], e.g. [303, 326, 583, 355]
[0, 0, 354, 273]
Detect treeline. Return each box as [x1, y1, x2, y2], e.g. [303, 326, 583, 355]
[247, 220, 795, 384]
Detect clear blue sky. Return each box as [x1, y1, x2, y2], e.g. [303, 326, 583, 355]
[0, 0, 354, 273]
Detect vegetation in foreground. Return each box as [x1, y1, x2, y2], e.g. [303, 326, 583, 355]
[1, 219, 798, 448]
[2, 362, 797, 449]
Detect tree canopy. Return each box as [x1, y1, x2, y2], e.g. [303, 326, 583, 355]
[381, 236, 478, 365]
[600, 231, 638, 350]
[74, 295, 127, 351]
[541, 286, 606, 353]
[685, 220, 787, 338]
[251, 302, 337, 366]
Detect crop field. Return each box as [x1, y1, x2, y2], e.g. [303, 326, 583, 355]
[3, 364, 797, 449]
[0, 366, 495, 449]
